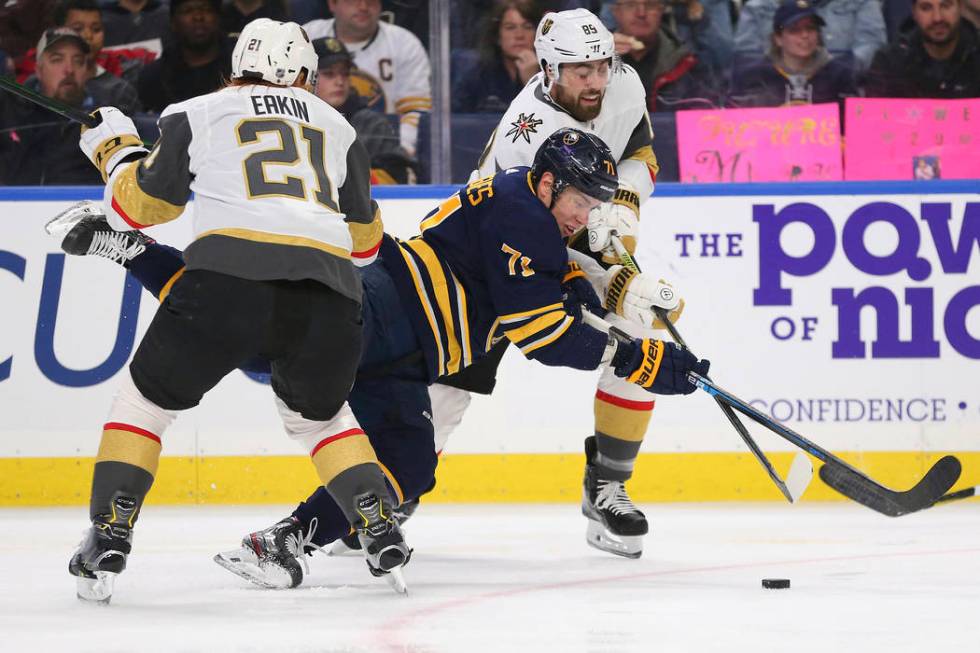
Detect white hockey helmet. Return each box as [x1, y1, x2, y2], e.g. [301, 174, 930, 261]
[534, 9, 617, 88]
[232, 18, 318, 89]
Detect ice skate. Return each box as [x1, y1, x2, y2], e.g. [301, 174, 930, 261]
[582, 436, 648, 559]
[45, 200, 153, 265]
[353, 493, 412, 594]
[214, 516, 321, 589]
[68, 497, 137, 604]
[328, 496, 420, 556]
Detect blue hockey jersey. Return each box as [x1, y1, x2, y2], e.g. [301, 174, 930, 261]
[379, 167, 610, 383]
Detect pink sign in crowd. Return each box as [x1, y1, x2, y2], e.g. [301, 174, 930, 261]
[677, 99, 980, 183]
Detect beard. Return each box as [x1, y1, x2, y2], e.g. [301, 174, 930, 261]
[53, 79, 85, 106]
[553, 83, 604, 122]
[921, 22, 957, 46]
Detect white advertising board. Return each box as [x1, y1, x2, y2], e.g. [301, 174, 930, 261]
[1, 183, 977, 460]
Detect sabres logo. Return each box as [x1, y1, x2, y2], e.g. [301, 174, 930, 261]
[506, 112, 544, 144]
[541, 18, 553, 35]
[562, 132, 580, 145]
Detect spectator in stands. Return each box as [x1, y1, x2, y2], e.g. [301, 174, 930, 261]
[313, 36, 418, 183]
[222, 1, 289, 38]
[0, 29, 105, 185]
[0, 0, 56, 60]
[865, 0, 980, 98]
[101, 0, 171, 50]
[735, 0, 886, 71]
[11, 1, 146, 112]
[729, 0, 857, 106]
[603, 0, 735, 76]
[137, 0, 231, 112]
[304, 0, 432, 156]
[57, 0, 154, 91]
[608, 0, 720, 111]
[453, 0, 544, 112]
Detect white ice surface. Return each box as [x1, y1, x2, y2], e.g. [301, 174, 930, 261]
[2, 503, 978, 652]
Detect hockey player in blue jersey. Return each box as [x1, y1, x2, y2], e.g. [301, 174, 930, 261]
[48, 128, 708, 588]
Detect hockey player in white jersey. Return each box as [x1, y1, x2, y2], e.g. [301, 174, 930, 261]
[304, 0, 430, 156]
[466, 8, 675, 559]
[63, 18, 410, 601]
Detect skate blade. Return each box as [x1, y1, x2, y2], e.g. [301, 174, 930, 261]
[76, 571, 116, 604]
[586, 520, 643, 559]
[385, 566, 408, 594]
[44, 201, 102, 236]
[326, 539, 359, 557]
[213, 550, 292, 590]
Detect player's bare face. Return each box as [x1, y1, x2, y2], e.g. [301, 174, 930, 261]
[316, 62, 352, 108]
[37, 43, 87, 105]
[330, 0, 382, 41]
[552, 61, 610, 122]
[552, 186, 602, 238]
[913, 0, 960, 45]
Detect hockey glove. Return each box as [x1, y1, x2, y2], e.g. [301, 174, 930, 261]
[561, 261, 605, 321]
[587, 183, 640, 264]
[603, 265, 684, 329]
[609, 328, 709, 395]
[79, 107, 148, 183]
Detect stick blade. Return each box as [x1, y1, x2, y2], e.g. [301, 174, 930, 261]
[819, 455, 962, 517]
[784, 452, 814, 503]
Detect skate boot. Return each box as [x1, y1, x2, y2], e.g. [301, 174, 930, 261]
[328, 496, 420, 556]
[45, 201, 153, 266]
[213, 516, 320, 589]
[68, 496, 137, 604]
[581, 436, 648, 559]
[353, 493, 412, 593]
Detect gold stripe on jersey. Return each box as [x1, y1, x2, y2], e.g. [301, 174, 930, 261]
[516, 315, 575, 355]
[396, 242, 447, 377]
[400, 114, 421, 127]
[396, 97, 432, 112]
[195, 228, 351, 260]
[420, 194, 462, 232]
[503, 309, 565, 346]
[111, 163, 185, 226]
[158, 267, 185, 302]
[484, 302, 564, 351]
[403, 239, 470, 375]
[349, 207, 383, 256]
[625, 144, 660, 179]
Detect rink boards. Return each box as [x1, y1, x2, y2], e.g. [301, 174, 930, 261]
[1, 181, 978, 505]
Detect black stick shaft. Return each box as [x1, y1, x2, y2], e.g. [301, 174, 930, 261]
[608, 236, 798, 502]
[0, 75, 98, 127]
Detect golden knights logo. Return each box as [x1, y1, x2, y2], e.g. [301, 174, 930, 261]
[505, 112, 544, 144]
[541, 18, 554, 35]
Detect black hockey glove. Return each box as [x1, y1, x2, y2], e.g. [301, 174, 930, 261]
[561, 261, 605, 321]
[609, 328, 709, 395]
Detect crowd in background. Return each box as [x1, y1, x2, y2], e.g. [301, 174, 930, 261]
[1, 0, 978, 185]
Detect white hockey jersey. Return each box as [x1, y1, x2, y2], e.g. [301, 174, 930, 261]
[103, 84, 380, 302]
[473, 65, 658, 201]
[304, 18, 431, 155]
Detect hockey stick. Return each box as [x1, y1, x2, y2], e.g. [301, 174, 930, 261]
[0, 75, 98, 127]
[605, 236, 813, 503]
[688, 372, 962, 517]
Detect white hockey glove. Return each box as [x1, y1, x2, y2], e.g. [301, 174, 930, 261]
[79, 107, 148, 183]
[603, 265, 685, 330]
[587, 182, 641, 264]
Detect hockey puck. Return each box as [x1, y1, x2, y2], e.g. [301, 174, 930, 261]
[762, 578, 790, 589]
